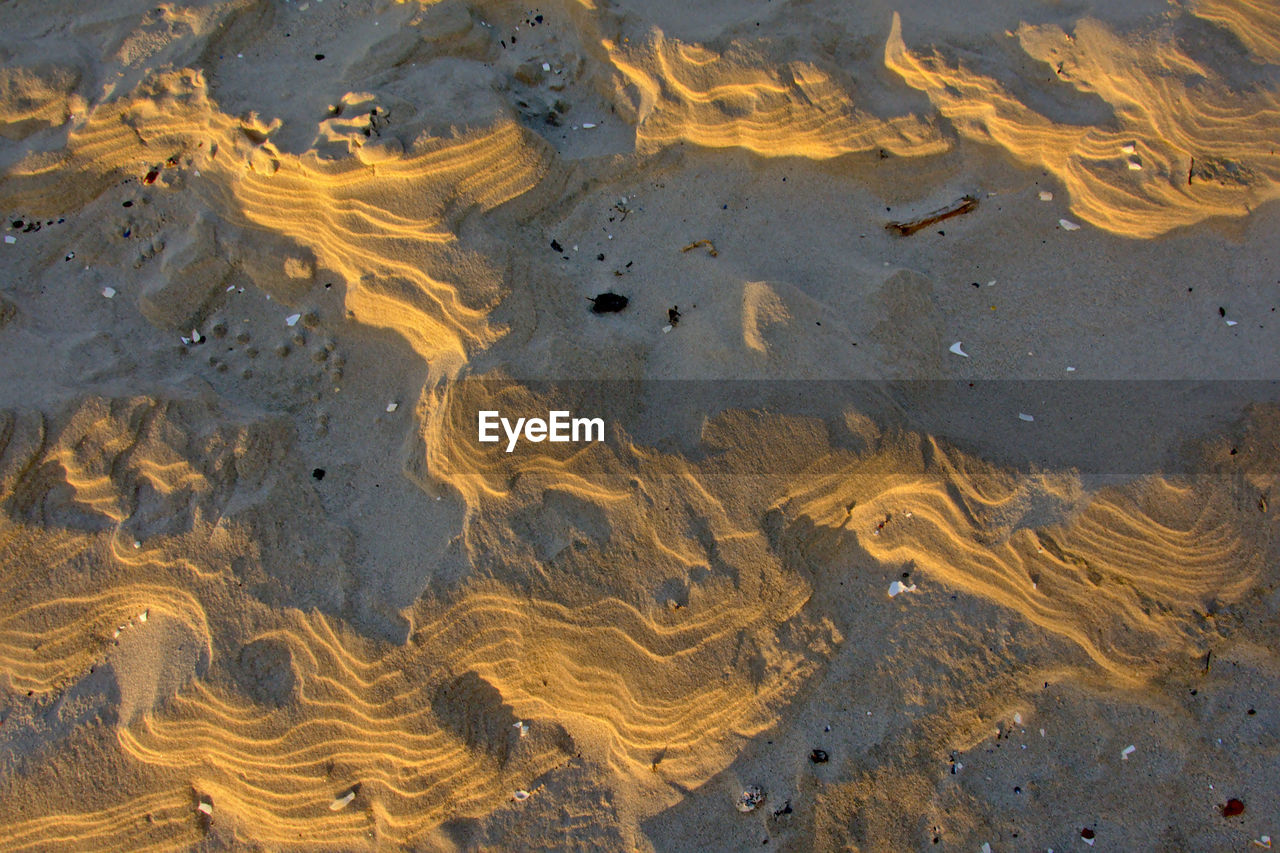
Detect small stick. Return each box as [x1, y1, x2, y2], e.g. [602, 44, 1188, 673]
[681, 239, 718, 257]
[886, 195, 979, 236]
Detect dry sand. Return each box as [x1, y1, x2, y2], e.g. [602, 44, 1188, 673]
[1, 0, 1278, 850]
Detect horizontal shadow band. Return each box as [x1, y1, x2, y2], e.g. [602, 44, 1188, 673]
[432, 379, 1280, 477]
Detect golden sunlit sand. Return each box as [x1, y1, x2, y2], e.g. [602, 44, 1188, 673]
[1, 0, 1278, 850]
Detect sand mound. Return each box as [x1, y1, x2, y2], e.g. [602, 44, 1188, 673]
[886, 12, 1280, 237]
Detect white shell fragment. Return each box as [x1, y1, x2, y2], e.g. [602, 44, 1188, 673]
[662, 324, 673, 333]
[541, 62, 551, 71]
[329, 789, 358, 811]
[513, 790, 530, 801]
[1226, 319, 1239, 326]
[1127, 159, 1143, 170]
[386, 402, 398, 413]
[197, 797, 213, 816]
[1038, 190, 1053, 201]
[1121, 744, 1136, 759]
[981, 844, 993, 853]
[138, 609, 148, 623]
[1019, 413, 1035, 422]
[3, 235, 15, 244]
[949, 341, 969, 358]
[285, 313, 302, 326]
[888, 580, 917, 597]
[581, 122, 596, 129]
[1059, 218, 1081, 231]
[736, 785, 765, 813]
[102, 287, 116, 298]
[1121, 142, 1136, 154]
[513, 721, 530, 737]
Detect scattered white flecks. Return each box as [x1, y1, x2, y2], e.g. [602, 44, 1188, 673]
[3, 235, 15, 244]
[133, 540, 141, 549]
[1066, 366, 1076, 372]
[193, 169, 201, 177]
[1226, 319, 1239, 326]
[1013, 712, 1023, 725]
[180, 336, 191, 345]
[191, 328, 204, 344]
[1019, 413, 1035, 422]
[112, 628, 121, 639]
[573, 245, 578, 251]
[1121, 744, 1136, 759]
[1059, 218, 1081, 231]
[102, 287, 116, 298]
[1040, 728, 1046, 737]
[226, 284, 236, 292]
[662, 324, 673, 333]
[138, 609, 148, 623]
[513, 790, 530, 802]
[237, 53, 243, 59]
[1121, 142, 1136, 154]
[888, 580, 917, 597]
[197, 797, 213, 816]
[386, 401, 398, 413]
[541, 62, 551, 71]
[1038, 190, 1053, 201]
[1128, 159, 1143, 170]
[582, 122, 596, 129]
[949, 341, 969, 358]
[986, 279, 997, 287]
[330, 790, 357, 811]
[285, 313, 302, 326]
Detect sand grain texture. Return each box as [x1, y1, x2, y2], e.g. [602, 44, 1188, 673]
[1, 0, 1278, 850]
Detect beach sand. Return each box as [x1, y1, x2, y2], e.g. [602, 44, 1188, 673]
[0, 0, 1278, 849]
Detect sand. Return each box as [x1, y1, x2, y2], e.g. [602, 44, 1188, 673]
[0, 0, 1277, 850]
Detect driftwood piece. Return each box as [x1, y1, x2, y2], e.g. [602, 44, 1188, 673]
[885, 195, 979, 236]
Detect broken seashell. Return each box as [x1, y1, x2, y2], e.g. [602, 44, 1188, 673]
[1059, 219, 1081, 231]
[888, 580, 917, 597]
[285, 313, 301, 326]
[102, 287, 116, 298]
[330, 786, 359, 811]
[1121, 744, 1135, 759]
[737, 785, 765, 813]
[1019, 413, 1035, 422]
[513, 789, 530, 801]
[949, 341, 969, 358]
[1038, 190, 1053, 202]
